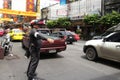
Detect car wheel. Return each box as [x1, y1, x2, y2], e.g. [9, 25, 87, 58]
[69, 42, 73, 44]
[86, 47, 97, 61]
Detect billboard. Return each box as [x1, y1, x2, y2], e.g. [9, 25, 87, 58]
[60, 0, 66, 5]
[0, 9, 37, 17]
[3, 0, 9, 18]
[26, 0, 34, 11]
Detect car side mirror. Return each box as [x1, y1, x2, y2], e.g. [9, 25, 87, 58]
[103, 38, 107, 42]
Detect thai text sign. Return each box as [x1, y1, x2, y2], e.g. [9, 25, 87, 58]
[0, 8, 37, 16]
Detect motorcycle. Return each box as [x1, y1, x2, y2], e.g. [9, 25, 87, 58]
[1, 37, 13, 56]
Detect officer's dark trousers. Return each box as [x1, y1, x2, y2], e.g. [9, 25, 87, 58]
[27, 47, 40, 80]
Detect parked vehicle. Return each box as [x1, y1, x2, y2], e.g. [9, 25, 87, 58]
[68, 31, 80, 41]
[22, 30, 66, 54]
[52, 31, 76, 44]
[83, 31, 120, 62]
[8, 29, 25, 41]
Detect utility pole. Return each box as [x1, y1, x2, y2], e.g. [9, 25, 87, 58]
[36, 0, 41, 19]
[101, 0, 104, 16]
[67, 0, 71, 18]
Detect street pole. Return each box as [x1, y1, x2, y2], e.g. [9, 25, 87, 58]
[101, 0, 104, 16]
[36, 0, 41, 19]
[67, 0, 71, 19]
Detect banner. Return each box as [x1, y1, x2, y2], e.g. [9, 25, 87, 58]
[26, 0, 34, 11]
[60, 0, 66, 5]
[0, 18, 13, 21]
[0, 9, 37, 16]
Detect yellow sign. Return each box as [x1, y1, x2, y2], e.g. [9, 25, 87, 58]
[0, 18, 13, 21]
[0, 8, 37, 17]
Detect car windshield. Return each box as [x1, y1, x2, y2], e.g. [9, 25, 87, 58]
[68, 31, 76, 35]
[104, 32, 117, 38]
[61, 31, 72, 35]
[39, 32, 60, 40]
[101, 31, 112, 37]
[13, 29, 22, 33]
[37, 29, 51, 35]
[40, 30, 50, 35]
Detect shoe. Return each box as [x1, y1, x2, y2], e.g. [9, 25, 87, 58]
[25, 71, 37, 77]
[32, 77, 40, 80]
[32, 76, 45, 80]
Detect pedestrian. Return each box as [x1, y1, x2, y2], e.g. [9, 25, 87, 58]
[26, 19, 54, 80]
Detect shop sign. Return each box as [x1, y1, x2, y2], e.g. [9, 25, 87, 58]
[0, 9, 37, 16]
[0, 18, 13, 21]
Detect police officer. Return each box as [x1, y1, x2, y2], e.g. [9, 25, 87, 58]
[27, 19, 54, 80]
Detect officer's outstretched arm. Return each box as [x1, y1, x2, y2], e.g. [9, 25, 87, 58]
[34, 32, 54, 43]
[34, 32, 47, 40]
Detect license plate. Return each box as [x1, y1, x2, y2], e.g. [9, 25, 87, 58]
[49, 50, 56, 53]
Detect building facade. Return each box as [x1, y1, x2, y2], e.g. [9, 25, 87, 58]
[104, 0, 120, 14]
[42, 0, 101, 22]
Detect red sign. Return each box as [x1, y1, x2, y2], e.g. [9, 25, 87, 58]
[26, 0, 34, 11]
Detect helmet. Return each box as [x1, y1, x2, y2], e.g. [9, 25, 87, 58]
[30, 19, 45, 27]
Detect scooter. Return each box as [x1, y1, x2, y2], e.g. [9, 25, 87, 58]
[1, 37, 13, 56]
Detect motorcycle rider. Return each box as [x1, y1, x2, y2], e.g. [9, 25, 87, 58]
[2, 28, 13, 56]
[26, 19, 54, 80]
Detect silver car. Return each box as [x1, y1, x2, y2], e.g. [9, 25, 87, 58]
[83, 31, 120, 62]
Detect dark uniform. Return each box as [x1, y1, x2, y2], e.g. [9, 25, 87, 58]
[27, 28, 46, 80]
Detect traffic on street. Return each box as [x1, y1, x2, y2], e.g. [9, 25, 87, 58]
[0, 0, 120, 80]
[0, 39, 119, 80]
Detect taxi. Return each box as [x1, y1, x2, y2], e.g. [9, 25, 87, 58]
[8, 29, 25, 41]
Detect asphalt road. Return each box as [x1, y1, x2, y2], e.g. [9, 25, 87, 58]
[0, 40, 120, 80]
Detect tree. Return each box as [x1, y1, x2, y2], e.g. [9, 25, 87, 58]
[46, 20, 58, 28]
[84, 14, 100, 25]
[57, 17, 71, 28]
[84, 14, 100, 33]
[100, 11, 120, 29]
[46, 17, 71, 29]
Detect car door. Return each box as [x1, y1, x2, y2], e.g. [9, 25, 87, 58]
[101, 32, 120, 61]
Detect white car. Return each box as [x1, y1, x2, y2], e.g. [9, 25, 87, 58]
[83, 31, 120, 62]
